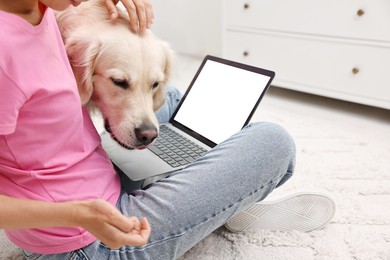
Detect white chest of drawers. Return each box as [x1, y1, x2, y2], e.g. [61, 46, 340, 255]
[223, 0, 390, 109]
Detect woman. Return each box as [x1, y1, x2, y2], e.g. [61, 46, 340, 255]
[0, 0, 334, 258]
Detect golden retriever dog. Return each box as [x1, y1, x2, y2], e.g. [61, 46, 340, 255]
[55, 0, 173, 149]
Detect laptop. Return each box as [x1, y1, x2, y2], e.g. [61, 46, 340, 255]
[100, 55, 275, 181]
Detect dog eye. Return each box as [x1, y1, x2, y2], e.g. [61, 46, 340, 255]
[111, 78, 129, 89]
[152, 82, 159, 89]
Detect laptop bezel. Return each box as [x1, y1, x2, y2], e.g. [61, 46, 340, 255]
[168, 55, 275, 148]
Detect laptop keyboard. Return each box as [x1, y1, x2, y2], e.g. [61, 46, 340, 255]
[148, 125, 207, 168]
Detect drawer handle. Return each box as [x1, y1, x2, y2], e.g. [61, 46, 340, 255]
[352, 67, 360, 74]
[243, 51, 249, 57]
[357, 9, 365, 17]
[243, 3, 250, 9]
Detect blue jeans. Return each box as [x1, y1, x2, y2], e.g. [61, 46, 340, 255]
[23, 86, 295, 259]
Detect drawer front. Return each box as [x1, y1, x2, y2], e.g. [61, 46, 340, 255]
[223, 31, 390, 104]
[224, 0, 390, 42]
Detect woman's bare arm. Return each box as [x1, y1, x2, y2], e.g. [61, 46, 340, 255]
[0, 195, 151, 249]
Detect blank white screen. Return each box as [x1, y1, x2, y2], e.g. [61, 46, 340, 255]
[173, 60, 271, 144]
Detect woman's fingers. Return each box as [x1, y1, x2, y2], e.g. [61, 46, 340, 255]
[103, 0, 120, 19]
[104, 0, 154, 33]
[83, 200, 151, 248]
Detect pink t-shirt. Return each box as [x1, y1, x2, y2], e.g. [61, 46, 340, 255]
[0, 8, 121, 254]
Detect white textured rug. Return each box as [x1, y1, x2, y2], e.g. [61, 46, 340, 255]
[1, 55, 389, 259]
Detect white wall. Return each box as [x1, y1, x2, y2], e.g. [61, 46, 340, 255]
[149, 0, 223, 57]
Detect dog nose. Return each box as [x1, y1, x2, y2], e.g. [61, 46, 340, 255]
[135, 125, 158, 146]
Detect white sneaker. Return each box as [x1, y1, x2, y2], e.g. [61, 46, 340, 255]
[225, 192, 335, 233]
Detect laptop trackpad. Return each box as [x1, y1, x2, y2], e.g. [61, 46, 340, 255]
[114, 150, 174, 181]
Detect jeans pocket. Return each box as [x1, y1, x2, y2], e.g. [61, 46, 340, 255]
[22, 250, 43, 260]
[68, 250, 90, 260]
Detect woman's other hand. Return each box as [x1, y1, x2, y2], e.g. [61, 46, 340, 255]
[76, 199, 151, 249]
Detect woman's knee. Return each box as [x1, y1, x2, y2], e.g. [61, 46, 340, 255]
[246, 122, 295, 155]
[243, 122, 296, 178]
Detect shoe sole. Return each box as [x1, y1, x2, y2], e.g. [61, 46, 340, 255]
[225, 193, 336, 233]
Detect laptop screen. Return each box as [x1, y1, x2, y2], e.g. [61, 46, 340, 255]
[170, 56, 275, 147]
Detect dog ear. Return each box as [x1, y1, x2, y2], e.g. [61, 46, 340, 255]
[162, 42, 174, 80]
[65, 36, 101, 105]
[153, 42, 175, 111]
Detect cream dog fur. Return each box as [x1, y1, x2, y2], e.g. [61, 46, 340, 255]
[56, 0, 173, 149]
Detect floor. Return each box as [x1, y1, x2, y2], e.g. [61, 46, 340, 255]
[1, 54, 389, 259]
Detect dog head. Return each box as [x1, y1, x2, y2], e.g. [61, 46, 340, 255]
[56, 1, 173, 149]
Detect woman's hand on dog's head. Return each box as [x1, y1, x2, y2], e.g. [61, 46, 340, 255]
[104, 0, 154, 34]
